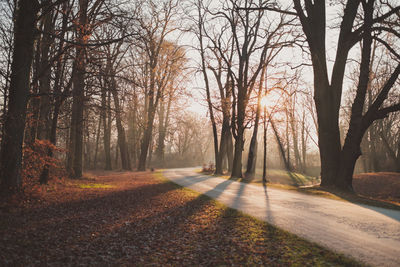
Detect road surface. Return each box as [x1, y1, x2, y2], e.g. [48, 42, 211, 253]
[163, 168, 400, 267]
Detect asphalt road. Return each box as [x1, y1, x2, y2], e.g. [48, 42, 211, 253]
[163, 168, 400, 267]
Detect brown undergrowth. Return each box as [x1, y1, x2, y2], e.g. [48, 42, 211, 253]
[0, 171, 361, 266]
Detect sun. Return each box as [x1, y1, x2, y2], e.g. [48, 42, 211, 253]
[260, 95, 269, 108]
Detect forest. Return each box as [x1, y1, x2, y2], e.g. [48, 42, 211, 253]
[0, 0, 399, 265]
[1, 0, 398, 194]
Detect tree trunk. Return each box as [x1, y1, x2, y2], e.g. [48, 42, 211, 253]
[40, 99, 62, 184]
[128, 94, 138, 168]
[245, 67, 265, 178]
[315, 83, 342, 186]
[25, 38, 41, 145]
[111, 76, 131, 170]
[245, 105, 260, 178]
[37, 10, 54, 140]
[156, 94, 172, 167]
[231, 131, 244, 178]
[101, 88, 112, 170]
[39, 2, 69, 184]
[197, 5, 219, 171]
[215, 117, 230, 175]
[93, 115, 101, 169]
[300, 111, 307, 173]
[262, 107, 267, 183]
[337, 2, 373, 191]
[138, 105, 156, 171]
[290, 102, 302, 172]
[226, 131, 234, 172]
[271, 118, 291, 171]
[156, 99, 166, 165]
[379, 132, 400, 172]
[115, 143, 119, 169]
[231, 95, 245, 178]
[0, 0, 39, 193]
[68, 0, 88, 179]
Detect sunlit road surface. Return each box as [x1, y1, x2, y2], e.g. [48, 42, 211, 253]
[163, 168, 400, 267]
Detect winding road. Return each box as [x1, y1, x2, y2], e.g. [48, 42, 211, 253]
[163, 168, 400, 267]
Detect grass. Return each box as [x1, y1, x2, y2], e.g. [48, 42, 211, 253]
[201, 168, 319, 186]
[155, 170, 363, 266]
[298, 185, 400, 210]
[76, 183, 114, 189]
[199, 168, 400, 210]
[256, 168, 320, 186]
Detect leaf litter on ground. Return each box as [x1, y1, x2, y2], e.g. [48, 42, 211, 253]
[0, 171, 362, 266]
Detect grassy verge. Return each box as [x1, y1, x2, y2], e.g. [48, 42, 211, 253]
[198, 169, 400, 210]
[155, 170, 363, 266]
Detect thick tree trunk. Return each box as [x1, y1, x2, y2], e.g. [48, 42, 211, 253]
[314, 82, 342, 186]
[245, 113, 259, 177]
[337, 3, 373, 191]
[231, 105, 245, 178]
[231, 78, 248, 178]
[68, 0, 88, 179]
[69, 60, 85, 178]
[156, 95, 172, 167]
[338, 120, 365, 190]
[215, 117, 230, 175]
[231, 132, 244, 178]
[0, 0, 39, 193]
[138, 106, 156, 171]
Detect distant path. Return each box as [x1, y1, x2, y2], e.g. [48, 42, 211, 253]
[163, 168, 400, 267]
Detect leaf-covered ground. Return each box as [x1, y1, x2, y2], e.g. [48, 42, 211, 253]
[354, 172, 400, 203]
[0, 171, 361, 266]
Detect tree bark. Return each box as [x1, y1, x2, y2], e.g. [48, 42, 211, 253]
[337, 1, 374, 191]
[231, 90, 246, 178]
[245, 66, 266, 177]
[138, 103, 156, 171]
[156, 95, 172, 167]
[293, 0, 358, 187]
[101, 87, 112, 170]
[262, 106, 267, 183]
[270, 118, 291, 171]
[67, 0, 88, 179]
[0, 0, 39, 193]
[111, 76, 131, 170]
[37, 10, 54, 140]
[93, 115, 101, 169]
[39, 1, 69, 184]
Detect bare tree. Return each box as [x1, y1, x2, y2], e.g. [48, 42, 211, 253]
[0, 0, 39, 193]
[291, 0, 400, 190]
[135, 0, 179, 171]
